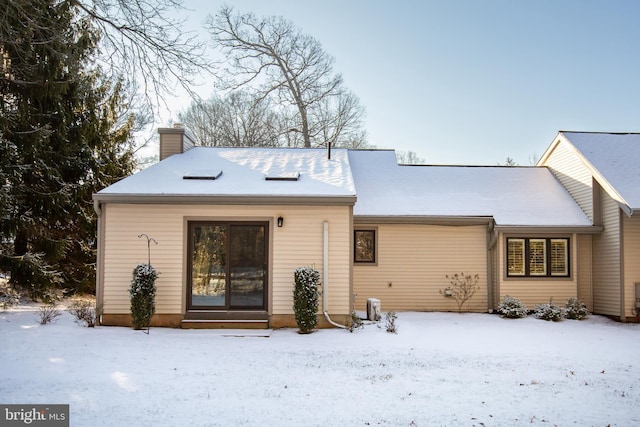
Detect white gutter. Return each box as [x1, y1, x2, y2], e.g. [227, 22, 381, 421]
[322, 221, 348, 329]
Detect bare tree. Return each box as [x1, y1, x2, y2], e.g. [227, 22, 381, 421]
[206, 6, 367, 149]
[500, 157, 518, 167]
[396, 151, 425, 165]
[179, 91, 285, 147]
[73, 0, 209, 117]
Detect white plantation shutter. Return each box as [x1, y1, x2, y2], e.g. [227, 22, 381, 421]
[507, 239, 525, 276]
[550, 239, 568, 276]
[528, 239, 547, 276]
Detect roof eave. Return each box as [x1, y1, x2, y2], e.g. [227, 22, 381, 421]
[92, 193, 357, 206]
[495, 225, 603, 234]
[354, 215, 494, 226]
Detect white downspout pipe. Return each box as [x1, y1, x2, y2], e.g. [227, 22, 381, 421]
[322, 221, 348, 329]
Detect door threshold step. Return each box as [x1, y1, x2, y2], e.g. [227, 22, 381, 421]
[181, 319, 269, 330]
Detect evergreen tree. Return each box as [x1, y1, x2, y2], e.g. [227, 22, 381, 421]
[0, 0, 136, 297]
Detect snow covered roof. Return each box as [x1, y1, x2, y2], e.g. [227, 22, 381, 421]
[558, 132, 640, 212]
[95, 147, 356, 203]
[95, 145, 593, 227]
[348, 150, 592, 227]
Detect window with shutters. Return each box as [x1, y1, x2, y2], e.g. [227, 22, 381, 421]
[506, 238, 569, 278]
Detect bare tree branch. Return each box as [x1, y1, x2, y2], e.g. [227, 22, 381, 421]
[206, 6, 367, 149]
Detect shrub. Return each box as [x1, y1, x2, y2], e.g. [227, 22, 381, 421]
[130, 263, 158, 331]
[293, 266, 320, 333]
[440, 273, 480, 312]
[534, 300, 563, 321]
[67, 300, 103, 327]
[0, 283, 20, 310]
[347, 311, 364, 333]
[37, 302, 61, 325]
[497, 295, 528, 319]
[564, 297, 589, 320]
[385, 311, 398, 334]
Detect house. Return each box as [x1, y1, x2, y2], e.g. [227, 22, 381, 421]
[538, 131, 640, 321]
[92, 127, 637, 328]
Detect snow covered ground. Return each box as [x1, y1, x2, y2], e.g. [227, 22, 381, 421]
[1, 304, 639, 426]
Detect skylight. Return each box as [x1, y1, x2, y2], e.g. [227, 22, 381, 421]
[183, 170, 223, 180]
[265, 171, 300, 181]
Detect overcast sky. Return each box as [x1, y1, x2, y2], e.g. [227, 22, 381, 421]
[160, 0, 640, 165]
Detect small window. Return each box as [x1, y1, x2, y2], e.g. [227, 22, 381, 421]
[507, 238, 569, 278]
[354, 230, 376, 263]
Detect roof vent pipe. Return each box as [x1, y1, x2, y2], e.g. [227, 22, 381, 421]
[322, 221, 348, 329]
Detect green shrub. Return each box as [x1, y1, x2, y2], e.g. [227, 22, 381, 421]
[564, 297, 589, 320]
[534, 300, 563, 321]
[293, 266, 320, 333]
[497, 295, 528, 318]
[130, 263, 158, 330]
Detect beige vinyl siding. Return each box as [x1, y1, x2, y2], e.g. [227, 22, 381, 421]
[101, 204, 351, 316]
[353, 224, 488, 312]
[541, 139, 594, 222]
[498, 233, 578, 308]
[577, 234, 593, 311]
[592, 191, 621, 316]
[622, 215, 640, 318]
[159, 132, 183, 160]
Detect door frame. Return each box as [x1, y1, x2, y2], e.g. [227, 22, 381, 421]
[185, 219, 269, 312]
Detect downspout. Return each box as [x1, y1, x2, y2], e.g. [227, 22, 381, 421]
[486, 221, 496, 313]
[322, 221, 348, 329]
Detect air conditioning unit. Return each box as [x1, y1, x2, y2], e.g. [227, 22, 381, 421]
[366, 298, 381, 321]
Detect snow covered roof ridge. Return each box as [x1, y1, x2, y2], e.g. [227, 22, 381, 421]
[557, 131, 640, 213]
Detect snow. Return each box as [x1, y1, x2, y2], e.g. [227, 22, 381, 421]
[348, 150, 592, 227]
[561, 132, 640, 210]
[96, 147, 356, 199]
[2, 304, 639, 426]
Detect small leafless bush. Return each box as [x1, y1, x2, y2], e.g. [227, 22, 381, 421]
[37, 303, 61, 325]
[441, 273, 480, 313]
[385, 311, 398, 334]
[67, 300, 102, 327]
[347, 311, 364, 333]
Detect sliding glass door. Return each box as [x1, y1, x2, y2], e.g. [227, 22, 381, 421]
[188, 222, 267, 310]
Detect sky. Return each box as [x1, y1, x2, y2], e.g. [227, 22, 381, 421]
[157, 0, 640, 165]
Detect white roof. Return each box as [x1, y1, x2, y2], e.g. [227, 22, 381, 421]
[96, 147, 356, 200]
[96, 146, 592, 227]
[560, 132, 640, 211]
[348, 150, 592, 227]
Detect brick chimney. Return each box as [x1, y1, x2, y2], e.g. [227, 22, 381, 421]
[158, 123, 196, 161]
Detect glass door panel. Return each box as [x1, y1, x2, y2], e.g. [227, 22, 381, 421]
[190, 224, 227, 308]
[229, 225, 266, 308]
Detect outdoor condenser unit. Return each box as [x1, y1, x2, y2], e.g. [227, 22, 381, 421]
[367, 298, 381, 321]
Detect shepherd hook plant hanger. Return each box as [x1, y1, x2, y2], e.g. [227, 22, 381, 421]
[138, 234, 158, 265]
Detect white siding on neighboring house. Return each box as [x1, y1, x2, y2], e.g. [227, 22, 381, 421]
[497, 233, 579, 309]
[592, 191, 621, 316]
[541, 139, 594, 222]
[353, 224, 488, 313]
[100, 204, 352, 317]
[622, 215, 640, 319]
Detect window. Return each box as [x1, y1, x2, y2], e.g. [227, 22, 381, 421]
[354, 229, 376, 263]
[506, 238, 569, 278]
